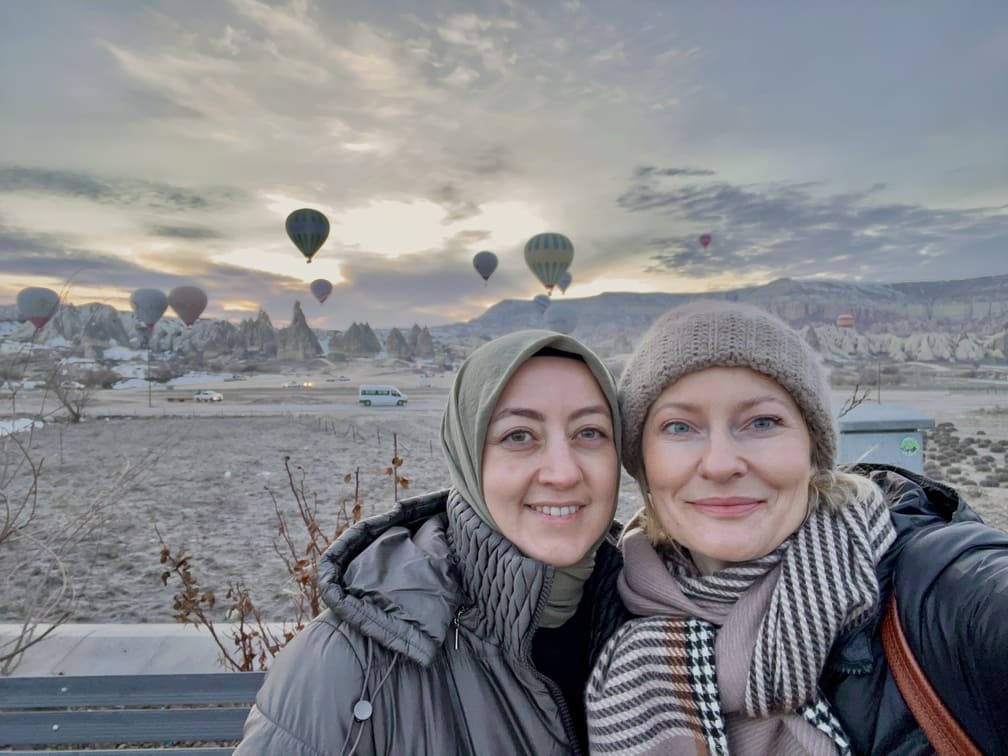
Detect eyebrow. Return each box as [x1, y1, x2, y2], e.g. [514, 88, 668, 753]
[489, 404, 611, 425]
[652, 395, 790, 414]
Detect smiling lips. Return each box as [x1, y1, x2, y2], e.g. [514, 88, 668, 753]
[528, 503, 583, 519]
[689, 497, 763, 518]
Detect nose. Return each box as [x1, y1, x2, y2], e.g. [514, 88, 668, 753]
[697, 428, 747, 481]
[537, 438, 583, 488]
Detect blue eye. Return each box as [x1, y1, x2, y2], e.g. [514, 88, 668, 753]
[663, 421, 692, 435]
[750, 416, 781, 431]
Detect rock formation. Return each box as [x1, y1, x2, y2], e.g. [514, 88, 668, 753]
[416, 327, 435, 358]
[276, 302, 322, 360]
[385, 327, 411, 359]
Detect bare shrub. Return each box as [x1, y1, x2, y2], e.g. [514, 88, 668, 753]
[158, 455, 365, 671]
[0, 435, 148, 673]
[837, 382, 872, 418]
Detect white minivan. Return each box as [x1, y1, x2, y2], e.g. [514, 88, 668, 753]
[358, 385, 408, 407]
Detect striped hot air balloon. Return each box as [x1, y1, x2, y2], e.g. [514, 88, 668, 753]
[286, 208, 330, 263]
[524, 232, 574, 294]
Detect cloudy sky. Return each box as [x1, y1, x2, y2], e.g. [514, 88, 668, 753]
[1, 1, 1005, 328]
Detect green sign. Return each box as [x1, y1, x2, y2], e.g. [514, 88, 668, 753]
[899, 436, 922, 455]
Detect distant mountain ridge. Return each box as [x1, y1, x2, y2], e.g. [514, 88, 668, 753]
[441, 273, 1008, 342]
[2, 272, 1007, 364]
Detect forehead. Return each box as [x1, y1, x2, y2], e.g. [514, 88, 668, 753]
[495, 356, 603, 405]
[656, 366, 796, 406]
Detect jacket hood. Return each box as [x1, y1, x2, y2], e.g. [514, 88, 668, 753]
[318, 489, 460, 665]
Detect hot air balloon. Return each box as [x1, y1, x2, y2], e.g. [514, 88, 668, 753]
[472, 251, 498, 283]
[836, 314, 855, 329]
[699, 234, 712, 249]
[167, 285, 208, 327]
[533, 294, 551, 313]
[524, 232, 574, 294]
[310, 278, 333, 304]
[286, 208, 330, 263]
[17, 287, 59, 330]
[130, 288, 168, 329]
[544, 301, 578, 335]
[557, 271, 572, 294]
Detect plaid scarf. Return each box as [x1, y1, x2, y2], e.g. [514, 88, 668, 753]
[586, 495, 896, 755]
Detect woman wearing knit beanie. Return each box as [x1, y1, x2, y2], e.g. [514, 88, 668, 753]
[586, 299, 1008, 756]
[238, 330, 628, 755]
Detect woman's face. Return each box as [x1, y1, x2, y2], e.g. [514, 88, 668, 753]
[641, 366, 813, 575]
[481, 356, 619, 568]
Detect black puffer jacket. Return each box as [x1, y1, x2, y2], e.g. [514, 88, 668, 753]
[821, 465, 1008, 755]
[237, 489, 628, 755]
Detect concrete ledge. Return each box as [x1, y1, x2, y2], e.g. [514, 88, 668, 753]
[0, 623, 285, 676]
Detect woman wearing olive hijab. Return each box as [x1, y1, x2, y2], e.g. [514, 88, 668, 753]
[237, 330, 628, 755]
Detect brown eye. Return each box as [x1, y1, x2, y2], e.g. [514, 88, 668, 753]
[503, 429, 532, 444]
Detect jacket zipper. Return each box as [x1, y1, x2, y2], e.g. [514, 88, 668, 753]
[452, 605, 467, 650]
[523, 570, 583, 756]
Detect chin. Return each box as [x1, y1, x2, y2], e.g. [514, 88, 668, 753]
[527, 544, 589, 569]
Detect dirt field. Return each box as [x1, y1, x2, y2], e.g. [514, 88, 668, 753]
[2, 366, 1006, 623]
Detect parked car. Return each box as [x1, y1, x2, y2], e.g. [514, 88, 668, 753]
[358, 385, 408, 406]
[193, 390, 223, 402]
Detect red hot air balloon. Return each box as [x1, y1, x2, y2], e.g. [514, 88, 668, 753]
[699, 234, 712, 249]
[167, 286, 208, 327]
[836, 314, 855, 329]
[310, 278, 333, 304]
[17, 287, 59, 330]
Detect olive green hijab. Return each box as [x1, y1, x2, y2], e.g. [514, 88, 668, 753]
[440, 329, 622, 628]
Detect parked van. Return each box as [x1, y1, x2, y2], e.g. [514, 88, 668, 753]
[358, 385, 408, 407]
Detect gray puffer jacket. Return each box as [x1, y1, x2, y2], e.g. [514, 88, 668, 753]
[236, 489, 627, 755]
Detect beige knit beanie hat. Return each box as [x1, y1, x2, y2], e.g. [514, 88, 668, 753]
[618, 299, 837, 482]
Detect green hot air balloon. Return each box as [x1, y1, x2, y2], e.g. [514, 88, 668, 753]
[472, 251, 498, 283]
[17, 287, 59, 330]
[286, 208, 330, 263]
[130, 288, 168, 329]
[524, 232, 573, 294]
[167, 285, 208, 327]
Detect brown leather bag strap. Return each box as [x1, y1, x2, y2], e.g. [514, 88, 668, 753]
[881, 594, 982, 756]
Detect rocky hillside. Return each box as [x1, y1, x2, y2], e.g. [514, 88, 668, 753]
[4, 272, 1008, 365]
[432, 273, 1008, 363]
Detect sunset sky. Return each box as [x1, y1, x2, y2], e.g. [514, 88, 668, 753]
[1, 1, 1006, 328]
